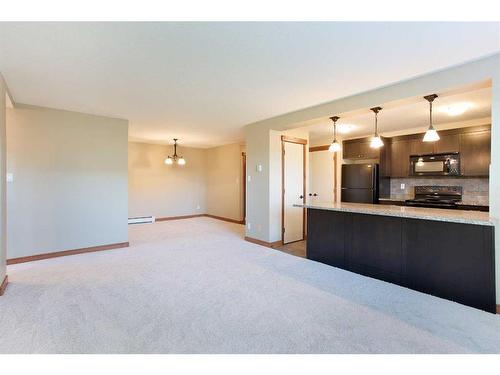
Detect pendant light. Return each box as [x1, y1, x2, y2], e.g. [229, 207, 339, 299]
[164, 138, 186, 165]
[328, 116, 341, 153]
[370, 107, 384, 148]
[423, 94, 440, 142]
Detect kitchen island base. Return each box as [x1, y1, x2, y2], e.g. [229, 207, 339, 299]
[307, 208, 496, 313]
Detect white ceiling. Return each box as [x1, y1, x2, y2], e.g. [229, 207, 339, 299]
[1, 22, 500, 148]
[307, 85, 492, 144]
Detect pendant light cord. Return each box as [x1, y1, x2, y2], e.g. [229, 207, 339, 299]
[429, 100, 433, 130]
[330, 116, 340, 143]
[370, 107, 382, 137]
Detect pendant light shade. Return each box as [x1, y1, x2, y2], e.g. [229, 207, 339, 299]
[423, 94, 440, 142]
[370, 107, 384, 149]
[328, 116, 341, 153]
[164, 138, 186, 165]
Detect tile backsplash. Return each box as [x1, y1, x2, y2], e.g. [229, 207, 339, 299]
[388, 177, 489, 206]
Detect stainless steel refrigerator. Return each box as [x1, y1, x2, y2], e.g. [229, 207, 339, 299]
[341, 164, 379, 203]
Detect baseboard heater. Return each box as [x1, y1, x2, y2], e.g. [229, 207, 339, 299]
[128, 216, 156, 225]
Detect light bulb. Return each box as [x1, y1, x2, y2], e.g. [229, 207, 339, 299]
[328, 141, 341, 153]
[164, 157, 173, 165]
[370, 136, 384, 148]
[423, 128, 440, 142]
[177, 157, 186, 165]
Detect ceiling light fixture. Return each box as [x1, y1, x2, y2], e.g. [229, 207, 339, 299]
[164, 138, 186, 165]
[370, 107, 384, 148]
[328, 116, 341, 153]
[423, 94, 440, 142]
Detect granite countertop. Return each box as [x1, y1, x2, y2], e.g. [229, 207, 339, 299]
[295, 201, 495, 226]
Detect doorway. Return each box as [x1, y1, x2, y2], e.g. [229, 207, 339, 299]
[242, 152, 246, 224]
[309, 145, 338, 203]
[281, 135, 307, 244]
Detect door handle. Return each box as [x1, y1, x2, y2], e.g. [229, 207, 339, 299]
[313, 193, 317, 197]
[299, 195, 304, 199]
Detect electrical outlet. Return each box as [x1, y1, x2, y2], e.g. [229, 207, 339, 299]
[6, 173, 13, 183]
[196, 205, 201, 210]
[247, 222, 252, 230]
[400, 183, 405, 190]
[247, 175, 251, 182]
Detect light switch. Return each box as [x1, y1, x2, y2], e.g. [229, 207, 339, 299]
[247, 175, 252, 182]
[6, 173, 13, 183]
[400, 183, 405, 190]
[256, 164, 263, 172]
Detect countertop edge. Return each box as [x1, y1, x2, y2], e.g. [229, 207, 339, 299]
[295, 204, 495, 226]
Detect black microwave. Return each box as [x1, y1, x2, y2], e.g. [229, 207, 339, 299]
[409, 153, 460, 176]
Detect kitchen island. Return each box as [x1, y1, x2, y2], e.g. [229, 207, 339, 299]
[295, 202, 496, 313]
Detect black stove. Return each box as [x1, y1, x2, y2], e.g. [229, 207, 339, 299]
[404, 186, 462, 209]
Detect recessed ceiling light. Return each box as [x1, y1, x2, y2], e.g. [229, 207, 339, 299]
[440, 102, 472, 116]
[337, 123, 355, 134]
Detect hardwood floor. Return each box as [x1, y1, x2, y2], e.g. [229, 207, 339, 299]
[275, 240, 306, 258]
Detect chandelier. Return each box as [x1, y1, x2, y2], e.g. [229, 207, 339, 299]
[164, 138, 186, 165]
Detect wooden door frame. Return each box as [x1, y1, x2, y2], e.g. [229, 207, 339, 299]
[281, 135, 307, 244]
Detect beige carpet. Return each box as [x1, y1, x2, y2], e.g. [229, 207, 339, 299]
[1, 217, 499, 353]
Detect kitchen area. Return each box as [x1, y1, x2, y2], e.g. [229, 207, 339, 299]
[299, 82, 496, 314]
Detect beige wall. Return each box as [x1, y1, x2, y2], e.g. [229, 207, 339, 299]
[128, 142, 207, 218]
[6, 104, 129, 259]
[129, 141, 245, 222]
[206, 143, 244, 221]
[0, 74, 7, 282]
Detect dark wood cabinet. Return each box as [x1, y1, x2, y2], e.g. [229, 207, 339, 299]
[460, 130, 491, 176]
[389, 139, 411, 177]
[307, 209, 346, 268]
[348, 213, 403, 284]
[410, 138, 434, 155]
[359, 141, 380, 159]
[342, 125, 490, 178]
[435, 133, 460, 154]
[342, 141, 360, 159]
[343, 138, 380, 160]
[403, 218, 495, 312]
[306, 208, 496, 313]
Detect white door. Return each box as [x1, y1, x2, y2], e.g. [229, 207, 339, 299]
[310, 150, 335, 203]
[283, 141, 305, 244]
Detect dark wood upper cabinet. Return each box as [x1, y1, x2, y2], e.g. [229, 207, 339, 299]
[359, 141, 380, 159]
[343, 138, 379, 160]
[342, 125, 490, 178]
[389, 139, 411, 177]
[460, 130, 491, 176]
[410, 138, 434, 155]
[342, 141, 360, 159]
[435, 133, 460, 154]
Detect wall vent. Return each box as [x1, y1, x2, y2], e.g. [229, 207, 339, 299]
[128, 216, 156, 225]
